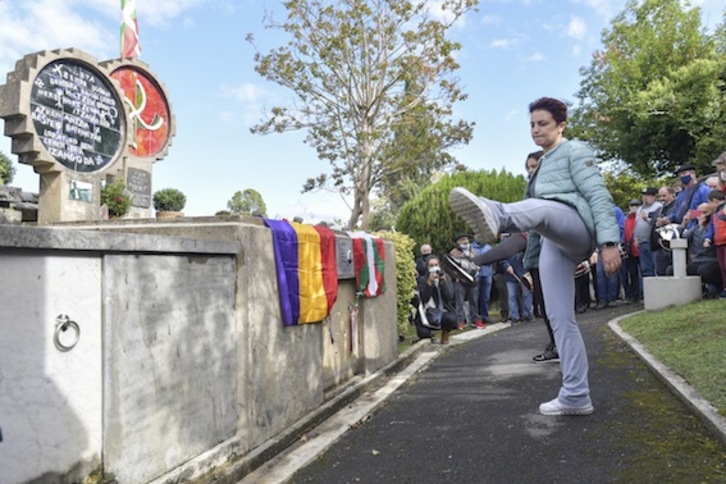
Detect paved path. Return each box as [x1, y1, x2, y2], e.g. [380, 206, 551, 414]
[241, 303, 726, 483]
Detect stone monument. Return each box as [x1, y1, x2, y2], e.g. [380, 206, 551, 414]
[0, 48, 174, 223]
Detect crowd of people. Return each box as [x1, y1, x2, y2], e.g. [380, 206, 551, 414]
[409, 96, 726, 417]
[413, 152, 726, 340]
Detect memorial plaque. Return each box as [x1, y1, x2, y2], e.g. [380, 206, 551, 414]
[126, 167, 151, 208]
[336, 236, 355, 280]
[30, 60, 124, 172]
[111, 66, 171, 159]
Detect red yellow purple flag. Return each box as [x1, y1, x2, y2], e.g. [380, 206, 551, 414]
[263, 219, 339, 325]
[121, 0, 141, 58]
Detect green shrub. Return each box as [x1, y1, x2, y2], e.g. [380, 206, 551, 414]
[100, 179, 131, 218]
[153, 188, 186, 212]
[375, 230, 417, 339]
[0, 151, 15, 185]
[396, 168, 527, 255]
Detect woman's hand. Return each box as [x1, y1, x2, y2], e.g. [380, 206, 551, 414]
[600, 246, 622, 276]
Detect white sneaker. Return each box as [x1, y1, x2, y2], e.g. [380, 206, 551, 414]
[539, 398, 594, 416]
[449, 187, 500, 243]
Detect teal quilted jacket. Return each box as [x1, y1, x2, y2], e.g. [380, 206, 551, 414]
[523, 138, 619, 267]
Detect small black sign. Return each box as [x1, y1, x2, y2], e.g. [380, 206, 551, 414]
[126, 167, 151, 208]
[30, 60, 124, 172]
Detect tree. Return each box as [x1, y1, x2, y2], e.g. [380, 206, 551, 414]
[0, 151, 15, 185]
[571, 0, 726, 177]
[227, 189, 268, 216]
[248, 0, 476, 230]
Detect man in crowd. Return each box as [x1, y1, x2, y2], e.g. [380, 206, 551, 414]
[415, 243, 433, 277]
[623, 199, 642, 302]
[446, 233, 484, 329]
[634, 187, 662, 278]
[472, 238, 494, 325]
[653, 186, 677, 275]
[680, 202, 721, 296]
[594, 202, 625, 309]
[668, 164, 710, 230]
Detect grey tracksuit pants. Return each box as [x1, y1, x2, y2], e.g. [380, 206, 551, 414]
[491, 197, 594, 405]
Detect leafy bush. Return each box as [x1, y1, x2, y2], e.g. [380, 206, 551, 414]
[396, 169, 527, 255]
[100, 179, 131, 218]
[375, 230, 417, 339]
[0, 151, 15, 185]
[153, 188, 186, 212]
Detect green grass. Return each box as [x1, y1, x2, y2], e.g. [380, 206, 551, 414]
[619, 299, 726, 416]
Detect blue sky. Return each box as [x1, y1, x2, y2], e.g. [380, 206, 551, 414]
[1, 0, 723, 223]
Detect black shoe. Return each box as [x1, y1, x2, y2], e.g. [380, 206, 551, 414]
[533, 346, 559, 362]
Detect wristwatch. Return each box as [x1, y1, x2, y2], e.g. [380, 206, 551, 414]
[602, 242, 618, 248]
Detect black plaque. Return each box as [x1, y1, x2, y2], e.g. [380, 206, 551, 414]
[336, 237, 354, 279]
[30, 60, 124, 172]
[126, 167, 151, 208]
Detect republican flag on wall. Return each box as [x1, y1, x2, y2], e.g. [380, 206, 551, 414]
[121, 0, 141, 58]
[264, 219, 338, 326]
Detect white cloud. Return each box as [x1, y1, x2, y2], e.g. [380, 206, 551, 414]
[572, 45, 582, 56]
[489, 38, 517, 49]
[0, 0, 210, 71]
[567, 16, 587, 40]
[137, 0, 210, 28]
[505, 109, 520, 121]
[571, 0, 623, 19]
[481, 14, 501, 25]
[219, 83, 270, 126]
[221, 82, 268, 103]
[528, 52, 546, 62]
[0, 1, 114, 63]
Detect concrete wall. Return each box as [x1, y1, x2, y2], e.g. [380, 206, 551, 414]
[0, 220, 398, 483]
[0, 252, 103, 484]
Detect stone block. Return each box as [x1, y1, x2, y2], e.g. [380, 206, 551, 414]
[643, 276, 702, 311]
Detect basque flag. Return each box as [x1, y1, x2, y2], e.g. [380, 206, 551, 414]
[347, 232, 385, 298]
[121, 0, 141, 58]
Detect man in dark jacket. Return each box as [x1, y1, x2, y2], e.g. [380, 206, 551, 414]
[446, 233, 484, 329]
[653, 186, 677, 275]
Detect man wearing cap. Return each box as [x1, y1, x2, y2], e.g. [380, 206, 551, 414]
[634, 187, 662, 278]
[446, 233, 484, 329]
[668, 164, 710, 230]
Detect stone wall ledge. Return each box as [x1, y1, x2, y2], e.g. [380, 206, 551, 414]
[0, 224, 239, 255]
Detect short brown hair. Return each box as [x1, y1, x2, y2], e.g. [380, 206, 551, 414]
[529, 97, 568, 124]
